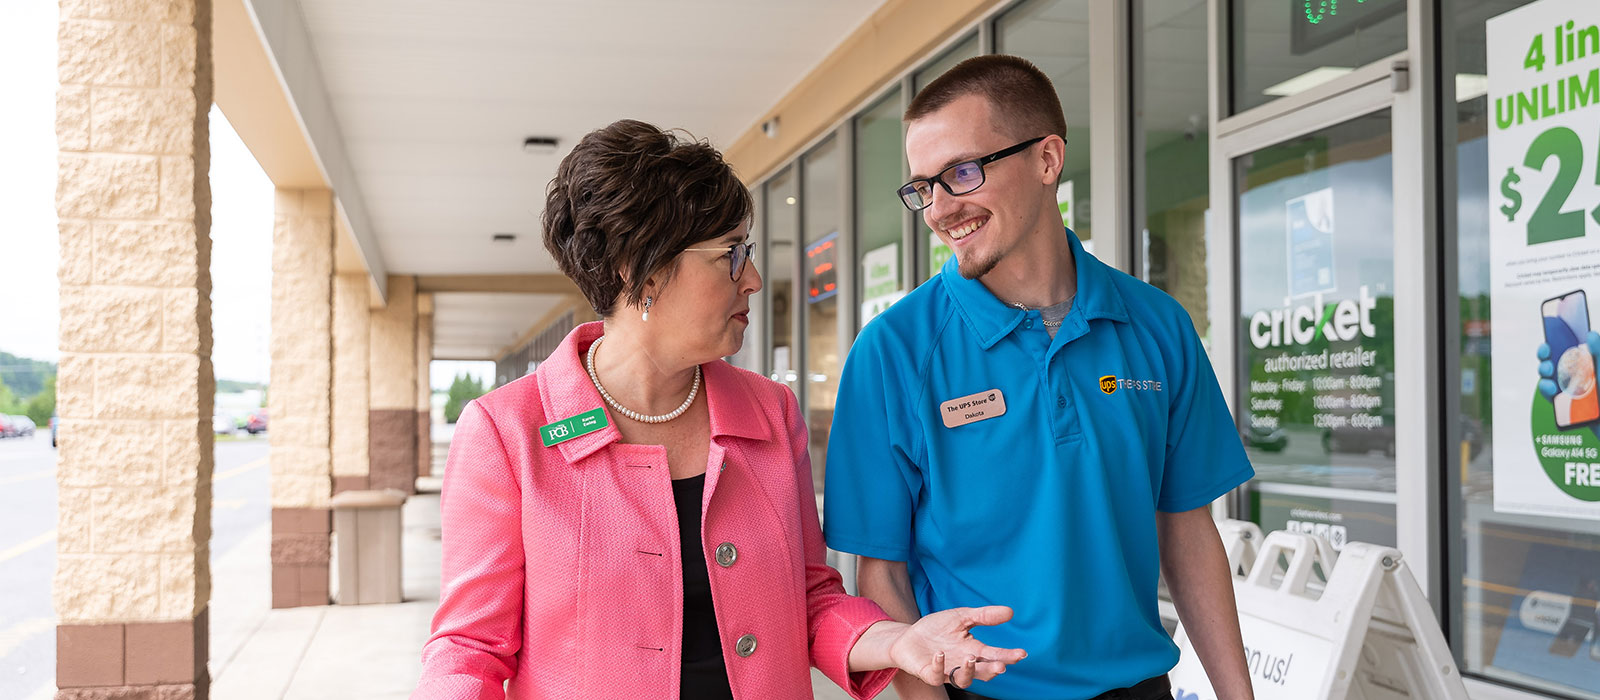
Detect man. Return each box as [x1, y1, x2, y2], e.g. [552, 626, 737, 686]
[823, 55, 1256, 700]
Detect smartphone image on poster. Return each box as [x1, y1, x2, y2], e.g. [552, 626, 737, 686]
[1543, 290, 1600, 430]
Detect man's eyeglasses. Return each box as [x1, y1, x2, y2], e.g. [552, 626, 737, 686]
[682, 241, 757, 281]
[896, 136, 1048, 212]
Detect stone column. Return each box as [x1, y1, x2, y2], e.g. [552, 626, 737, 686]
[369, 275, 417, 494]
[415, 293, 434, 481]
[268, 188, 334, 609]
[53, 0, 214, 696]
[332, 273, 371, 494]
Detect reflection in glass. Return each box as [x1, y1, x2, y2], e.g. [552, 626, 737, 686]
[1139, 0, 1213, 343]
[1230, 0, 1407, 114]
[856, 88, 907, 329]
[1235, 111, 1397, 548]
[728, 187, 764, 372]
[803, 138, 843, 499]
[1448, 2, 1600, 698]
[913, 33, 981, 101]
[766, 168, 798, 397]
[997, 0, 1092, 255]
[912, 34, 981, 284]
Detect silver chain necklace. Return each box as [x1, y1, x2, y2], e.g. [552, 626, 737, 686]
[1009, 296, 1074, 328]
[585, 336, 701, 424]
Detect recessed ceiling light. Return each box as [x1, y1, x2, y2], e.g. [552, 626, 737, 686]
[522, 136, 559, 155]
[492, 233, 517, 245]
[785, 196, 797, 206]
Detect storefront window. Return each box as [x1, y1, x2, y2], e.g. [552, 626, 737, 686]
[856, 88, 907, 329]
[803, 137, 844, 498]
[996, 0, 1093, 257]
[1230, 0, 1408, 114]
[1138, 0, 1213, 344]
[1235, 112, 1398, 551]
[1447, 1, 1600, 697]
[913, 34, 981, 283]
[766, 168, 798, 397]
[729, 187, 764, 372]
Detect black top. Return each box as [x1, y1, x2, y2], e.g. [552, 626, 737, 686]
[672, 473, 735, 700]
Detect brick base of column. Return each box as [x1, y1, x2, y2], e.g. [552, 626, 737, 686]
[57, 686, 201, 700]
[416, 410, 431, 480]
[369, 409, 417, 494]
[332, 476, 370, 494]
[270, 508, 330, 608]
[57, 610, 209, 699]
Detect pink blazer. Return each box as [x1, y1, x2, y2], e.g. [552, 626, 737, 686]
[414, 322, 894, 700]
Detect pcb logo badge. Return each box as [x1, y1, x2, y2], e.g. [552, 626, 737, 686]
[1099, 375, 1118, 395]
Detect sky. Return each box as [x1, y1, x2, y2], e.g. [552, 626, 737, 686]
[0, 0, 490, 392]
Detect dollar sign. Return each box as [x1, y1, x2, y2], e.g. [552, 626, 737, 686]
[1500, 167, 1523, 222]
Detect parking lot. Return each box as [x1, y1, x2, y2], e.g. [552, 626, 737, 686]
[0, 431, 272, 699]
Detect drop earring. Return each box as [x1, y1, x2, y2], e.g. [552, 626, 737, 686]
[642, 295, 653, 322]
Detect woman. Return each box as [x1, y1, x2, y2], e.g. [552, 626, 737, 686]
[414, 120, 1024, 700]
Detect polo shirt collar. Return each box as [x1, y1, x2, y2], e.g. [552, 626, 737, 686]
[537, 322, 770, 463]
[942, 227, 1130, 349]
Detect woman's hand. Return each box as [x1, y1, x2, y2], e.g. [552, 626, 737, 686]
[849, 606, 1026, 689]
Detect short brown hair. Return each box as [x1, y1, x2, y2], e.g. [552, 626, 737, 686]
[904, 54, 1066, 142]
[543, 119, 751, 316]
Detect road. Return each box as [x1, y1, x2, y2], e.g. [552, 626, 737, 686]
[0, 431, 270, 699]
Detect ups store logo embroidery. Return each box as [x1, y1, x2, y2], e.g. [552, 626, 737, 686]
[1100, 375, 1164, 395]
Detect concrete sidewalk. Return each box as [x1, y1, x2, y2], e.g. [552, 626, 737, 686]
[209, 494, 440, 700]
[207, 454, 880, 699]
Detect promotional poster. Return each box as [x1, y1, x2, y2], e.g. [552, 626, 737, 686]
[1488, 0, 1600, 520]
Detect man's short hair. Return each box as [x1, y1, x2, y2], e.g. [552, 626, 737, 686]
[904, 54, 1066, 142]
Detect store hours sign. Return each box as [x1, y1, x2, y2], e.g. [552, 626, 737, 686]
[1488, 0, 1600, 520]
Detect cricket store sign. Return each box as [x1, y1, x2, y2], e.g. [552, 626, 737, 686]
[1245, 284, 1388, 439]
[1488, 0, 1600, 520]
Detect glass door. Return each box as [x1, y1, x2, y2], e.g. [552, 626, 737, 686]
[1233, 109, 1399, 550]
[1213, 60, 1424, 563]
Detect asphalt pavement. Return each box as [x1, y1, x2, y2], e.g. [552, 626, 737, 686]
[0, 431, 271, 700]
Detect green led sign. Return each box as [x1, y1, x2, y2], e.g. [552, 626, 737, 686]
[1291, 0, 1404, 55]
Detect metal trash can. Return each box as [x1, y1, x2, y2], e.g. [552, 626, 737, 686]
[331, 488, 407, 604]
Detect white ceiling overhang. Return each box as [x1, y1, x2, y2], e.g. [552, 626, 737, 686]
[258, 0, 888, 358]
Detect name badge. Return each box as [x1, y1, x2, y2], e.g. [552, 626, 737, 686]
[939, 389, 1007, 429]
[540, 408, 608, 447]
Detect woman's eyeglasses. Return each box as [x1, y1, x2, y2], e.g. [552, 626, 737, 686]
[682, 241, 757, 281]
[895, 136, 1048, 212]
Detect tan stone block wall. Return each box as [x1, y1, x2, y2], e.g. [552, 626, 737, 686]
[332, 274, 370, 480]
[269, 188, 334, 510]
[368, 276, 417, 493]
[369, 275, 416, 410]
[54, 0, 213, 629]
[415, 304, 433, 479]
[415, 295, 432, 411]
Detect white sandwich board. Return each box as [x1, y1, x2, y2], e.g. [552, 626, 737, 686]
[1217, 519, 1264, 580]
[1169, 529, 1468, 699]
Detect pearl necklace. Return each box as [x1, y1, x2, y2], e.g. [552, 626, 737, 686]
[585, 336, 701, 424]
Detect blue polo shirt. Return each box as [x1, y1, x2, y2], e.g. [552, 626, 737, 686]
[823, 228, 1253, 699]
